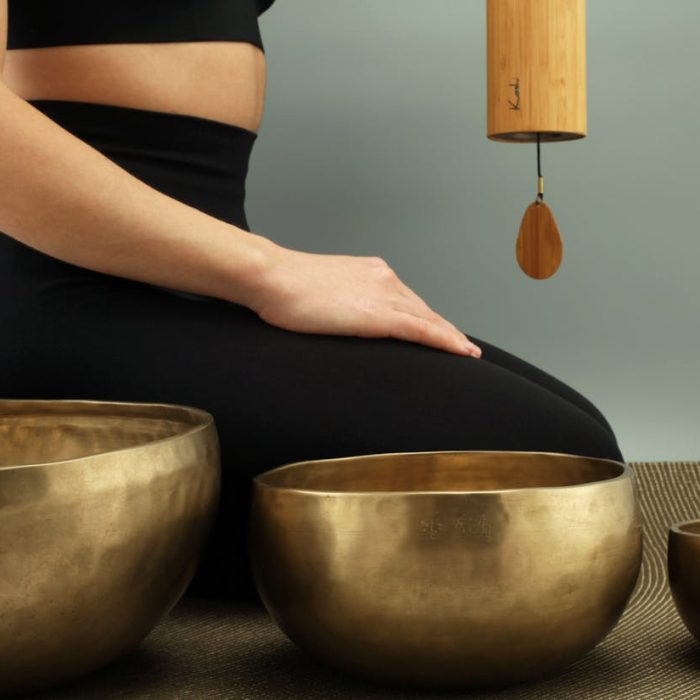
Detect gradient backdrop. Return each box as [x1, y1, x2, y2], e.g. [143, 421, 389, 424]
[247, 0, 698, 462]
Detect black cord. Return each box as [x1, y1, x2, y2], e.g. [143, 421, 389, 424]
[536, 132, 544, 201]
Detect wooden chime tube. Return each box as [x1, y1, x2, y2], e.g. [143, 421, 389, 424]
[486, 0, 587, 143]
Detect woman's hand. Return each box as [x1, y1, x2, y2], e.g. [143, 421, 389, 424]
[245, 238, 482, 358]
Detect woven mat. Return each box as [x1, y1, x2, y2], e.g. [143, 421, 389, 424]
[16, 461, 700, 700]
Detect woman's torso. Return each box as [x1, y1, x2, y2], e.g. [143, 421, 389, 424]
[3, 40, 266, 134]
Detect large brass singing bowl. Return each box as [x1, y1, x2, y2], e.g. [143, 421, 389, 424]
[250, 450, 643, 689]
[668, 519, 700, 642]
[0, 398, 221, 697]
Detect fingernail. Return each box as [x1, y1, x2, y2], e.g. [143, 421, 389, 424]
[461, 340, 478, 356]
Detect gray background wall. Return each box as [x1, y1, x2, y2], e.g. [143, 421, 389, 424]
[247, 0, 699, 462]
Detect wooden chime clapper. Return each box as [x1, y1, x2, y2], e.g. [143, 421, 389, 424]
[486, 0, 587, 279]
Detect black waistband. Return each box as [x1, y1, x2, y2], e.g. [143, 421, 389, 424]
[27, 99, 258, 231]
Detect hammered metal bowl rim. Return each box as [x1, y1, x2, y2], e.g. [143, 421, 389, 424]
[0, 397, 214, 472]
[669, 519, 700, 537]
[253, 449, 631, 497]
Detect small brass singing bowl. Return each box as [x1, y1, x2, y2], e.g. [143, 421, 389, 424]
[250, 450, 643, 689]
[0, 398, 221, 697]
[668, 519, 700, 642]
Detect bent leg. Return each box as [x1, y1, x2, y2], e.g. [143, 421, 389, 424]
[468, 332, 619, 441]
[3, 280, 624, 601]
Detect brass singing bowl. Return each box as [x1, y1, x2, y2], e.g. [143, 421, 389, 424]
[0, 398, 221, 697]
[668, 519, 700, 642]
[250, 450, 643, 689]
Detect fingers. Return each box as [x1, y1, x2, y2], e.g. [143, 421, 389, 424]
[392, 287, 482, 357]
[426, 310, 481, 355]
[365, 258, 481, 357]
[389, 311, 481, 358]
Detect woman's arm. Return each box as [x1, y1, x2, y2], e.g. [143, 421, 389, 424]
[0, 77, 479, 356]
[0, 51, 277, 307]
[0, 6, 480, 357]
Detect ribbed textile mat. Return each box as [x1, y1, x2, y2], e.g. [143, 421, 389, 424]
[14, 461, 700, 699]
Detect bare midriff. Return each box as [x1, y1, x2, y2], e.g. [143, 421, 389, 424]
[2, 41, 267, 133]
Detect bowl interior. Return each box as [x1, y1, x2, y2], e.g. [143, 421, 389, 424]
[255, 450, 626, 494]
[0, 399, 209, 468]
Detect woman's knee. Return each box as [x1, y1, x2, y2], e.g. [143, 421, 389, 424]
[542, 400, 625, 463]
[578, 418, 625, 462]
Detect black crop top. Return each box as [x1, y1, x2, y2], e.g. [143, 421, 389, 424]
[7, 0, 276, 54]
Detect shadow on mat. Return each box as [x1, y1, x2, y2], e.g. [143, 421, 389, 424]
[231, 638, 632, 699]
[5, 645, 173, 699]
[8, 640, 631, 700]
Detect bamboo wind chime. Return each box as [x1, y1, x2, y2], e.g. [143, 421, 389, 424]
[486, 0, 587, 279]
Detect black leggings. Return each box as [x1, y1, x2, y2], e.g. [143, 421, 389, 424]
[0, 100, 624, 602]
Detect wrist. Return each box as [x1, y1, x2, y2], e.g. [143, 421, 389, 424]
[221, 227, 286, 310]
